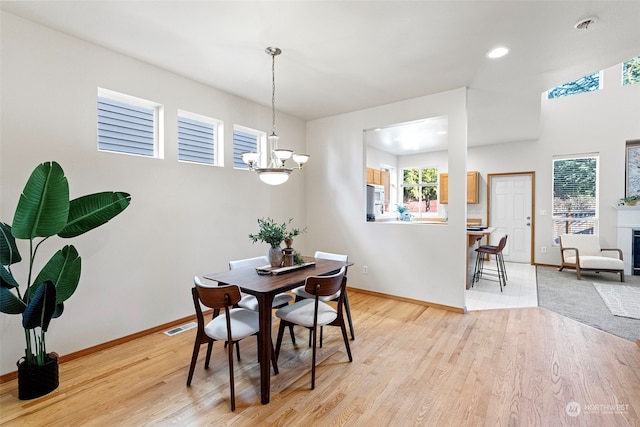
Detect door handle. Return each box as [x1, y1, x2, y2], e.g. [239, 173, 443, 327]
[527, 223, 531, 226]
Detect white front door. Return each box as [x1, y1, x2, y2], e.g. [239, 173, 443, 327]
[489, 173, 533, 264]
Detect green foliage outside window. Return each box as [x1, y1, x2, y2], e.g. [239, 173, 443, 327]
[623, 56, 640, 86]
[402, 167, 438, 212]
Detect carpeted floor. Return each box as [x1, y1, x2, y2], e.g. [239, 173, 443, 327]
[536, 266, 640, 342]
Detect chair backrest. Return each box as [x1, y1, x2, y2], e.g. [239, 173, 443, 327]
[304, 266, 346, 298]
[194, 282, 242, 310]
[229, 256, 269, 270]
[496, 235, 508, 252]
[560, 234, 601, 256]
[314, 251, 348, 262]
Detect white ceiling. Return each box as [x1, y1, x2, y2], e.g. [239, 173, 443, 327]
[2, 1, 639, 150]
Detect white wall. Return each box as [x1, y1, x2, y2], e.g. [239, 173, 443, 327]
[0, 12, 308, 375]
[306, 89, 469, 311]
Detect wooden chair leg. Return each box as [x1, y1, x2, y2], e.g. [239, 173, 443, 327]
[275, 321, 287, 359]
[204, 341, 213, 369]
[187, 340, 201, 386]
[343, 291, 355, 340]
[288, 325, 296, 345]
[311, 325, 317, 390]
[227, 341, 235, 411]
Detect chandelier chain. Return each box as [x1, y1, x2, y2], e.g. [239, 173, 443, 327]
[271, 51, 276, 136]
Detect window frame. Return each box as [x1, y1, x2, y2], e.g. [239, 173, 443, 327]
[177, 109, 224, 167]
[400, 166, 439, 218]
[233, 125, 266, 170]
[551, 154, 599, 245]
[97, 87, 164, 159]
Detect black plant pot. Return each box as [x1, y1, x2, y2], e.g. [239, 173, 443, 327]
[17, 352, 59, 400]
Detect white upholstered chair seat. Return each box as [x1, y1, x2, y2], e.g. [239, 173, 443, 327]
[275, 299, 338, 328]
[564, 255, 624, 270]
[203, 308, 260, 341]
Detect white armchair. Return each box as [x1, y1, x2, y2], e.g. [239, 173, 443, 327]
[559, 234, 624, 282]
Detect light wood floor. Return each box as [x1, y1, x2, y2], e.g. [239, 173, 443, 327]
[1, 290, 639, 426]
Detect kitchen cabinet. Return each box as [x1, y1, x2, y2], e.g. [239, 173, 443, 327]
[439, 171, 479, 204]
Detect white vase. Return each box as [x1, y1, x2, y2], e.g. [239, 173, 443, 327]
[268, 245, 284, 268]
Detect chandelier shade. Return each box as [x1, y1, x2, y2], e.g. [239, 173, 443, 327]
[242, 47, 309, 185]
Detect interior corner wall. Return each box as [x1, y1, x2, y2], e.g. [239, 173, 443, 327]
[0, 12, 307, 375]
[305, 88, 469, 310]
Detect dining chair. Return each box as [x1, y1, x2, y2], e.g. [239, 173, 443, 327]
[229, 256, 294, 310]
[291, 251, 355, 341]
[187, 277, 278, 411]
[229, 256, 296, 345]
[473, 234, 508, 291]
[275, 267, 352, 390]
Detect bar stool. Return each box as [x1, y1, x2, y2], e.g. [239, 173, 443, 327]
[473, 234, 508, 291]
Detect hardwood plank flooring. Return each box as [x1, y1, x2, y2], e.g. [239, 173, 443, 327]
[1, 290, 639, 426]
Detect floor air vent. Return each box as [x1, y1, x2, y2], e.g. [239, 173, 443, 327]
[164, 322, 197, 336]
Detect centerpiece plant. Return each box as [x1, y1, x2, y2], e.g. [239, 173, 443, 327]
[249, 218, 305, 267]
[0, 161, 131, 399]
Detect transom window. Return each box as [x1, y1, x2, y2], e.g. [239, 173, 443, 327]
[97, 88, 163, 158]
[177, 110, 223, 166]
[233, 125, 265, 169]
[401, 167, 438, 216]
[552, 155, 599, 244]
[547, 72, 601, 99]
[622, 56, 640, 86]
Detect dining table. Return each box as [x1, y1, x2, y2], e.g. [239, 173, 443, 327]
[203, 256, 352, 404]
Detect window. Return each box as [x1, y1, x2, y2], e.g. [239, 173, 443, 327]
[233, 125, 265, 169]
[97, 88, 163, 158]
[623, 56, 640, 86]
[177, 110, 223, 166]
[401, 167, 438, 216]
[547, 72, 601, 99]
[552, 155, 599, 244]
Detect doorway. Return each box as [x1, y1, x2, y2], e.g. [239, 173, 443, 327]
[487, 172, 535, 264]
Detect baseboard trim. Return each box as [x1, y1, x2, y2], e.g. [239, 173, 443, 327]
[0, 313, 201, 384]
[349, 287, 465, 314]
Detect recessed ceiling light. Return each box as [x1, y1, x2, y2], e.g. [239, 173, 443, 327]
[486, 47, 509, 59]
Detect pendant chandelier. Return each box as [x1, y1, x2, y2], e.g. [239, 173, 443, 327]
[241, 47, 309, 185]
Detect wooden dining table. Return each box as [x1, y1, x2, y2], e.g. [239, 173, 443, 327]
[203, 256, 351, 404]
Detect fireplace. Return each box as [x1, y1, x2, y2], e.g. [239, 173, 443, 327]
[616, 206, 640, 275]
[634, 229, 640, 276]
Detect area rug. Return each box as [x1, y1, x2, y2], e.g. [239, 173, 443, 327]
[593, 282, 640, 320]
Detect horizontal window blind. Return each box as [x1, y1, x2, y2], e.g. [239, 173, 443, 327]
[233, 129, 258, 169]
[98, 96, 156, 157]
[178, 116, 215, 165]
[552, 156, 598, 241]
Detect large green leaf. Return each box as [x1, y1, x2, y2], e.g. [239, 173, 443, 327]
[0, 265, 20, 289]
[31, 245, 81, 304]
[12, 162, 69, 240]
[0, 286, 26, 314]
[22, 280, 56, 330]
[0, 222, 22, 266]
[58, 192, 131, 238]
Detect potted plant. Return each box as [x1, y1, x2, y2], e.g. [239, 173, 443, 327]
[249, 218, 305, 267]
[617, 195, 640, 206]
[0, 161, 131, 400]
[396, 204, 411, 221]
